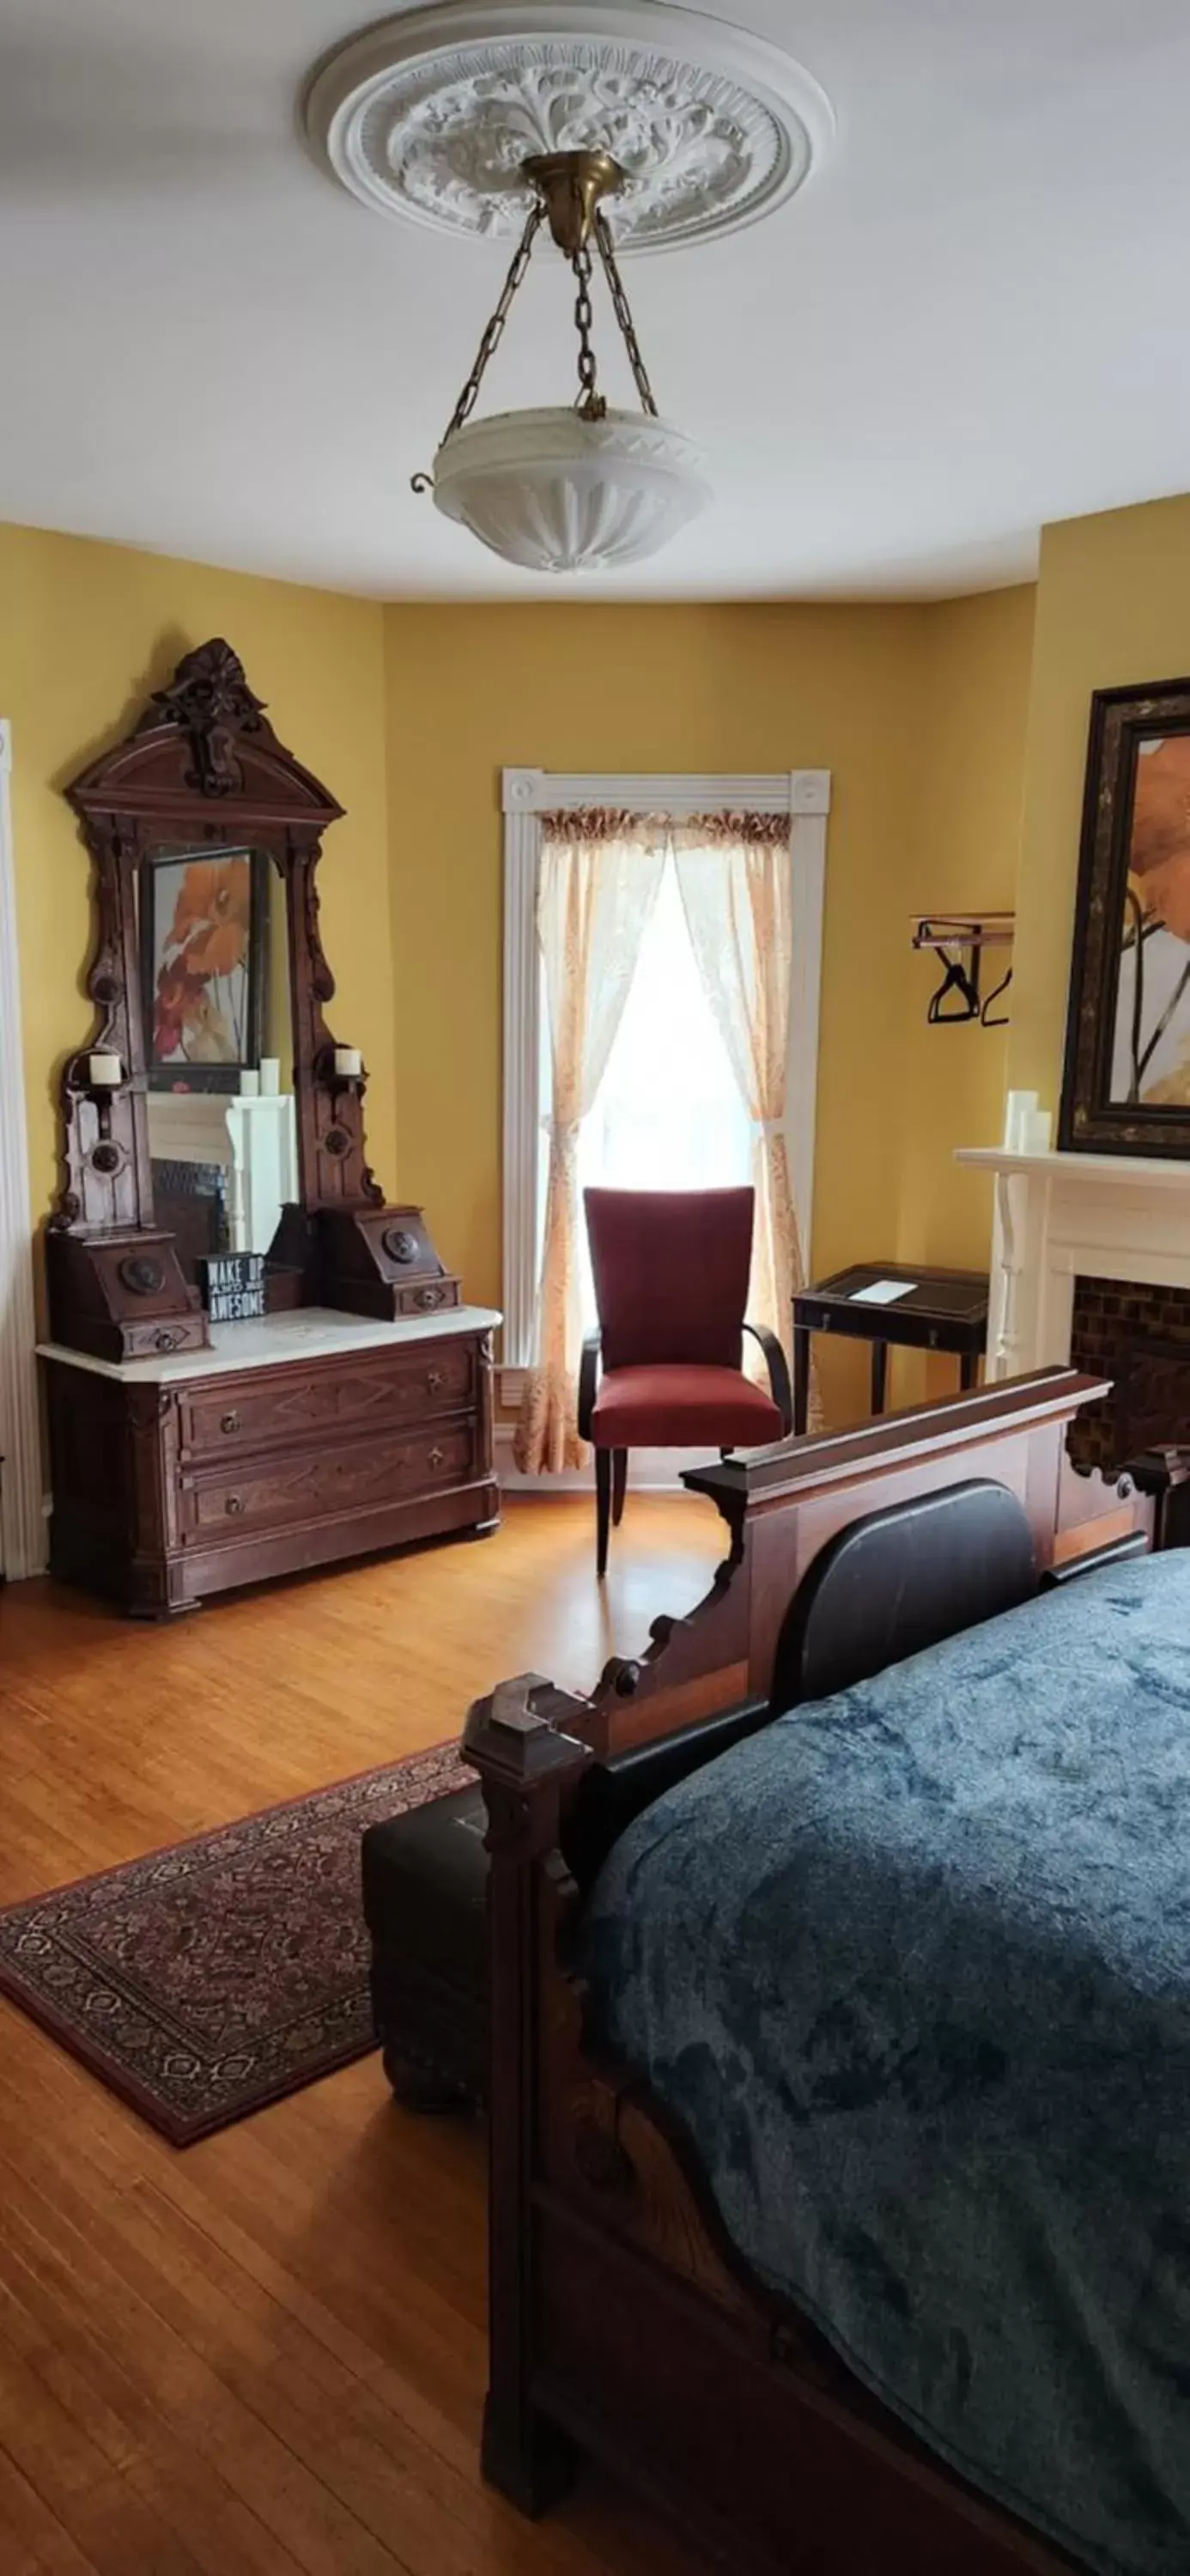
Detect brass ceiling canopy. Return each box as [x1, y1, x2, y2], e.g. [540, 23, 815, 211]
[521, 148, 625, 256]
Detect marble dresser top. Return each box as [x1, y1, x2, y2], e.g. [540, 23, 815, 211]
[38, 1303, 502, 1386]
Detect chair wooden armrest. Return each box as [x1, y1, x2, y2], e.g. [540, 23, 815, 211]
[577, 1330, 601, 1442]
[743, 1320, 793, 1434]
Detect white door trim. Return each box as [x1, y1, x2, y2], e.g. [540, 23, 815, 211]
[501, 767, 830, 1398]
[0, 720, 48, 1577]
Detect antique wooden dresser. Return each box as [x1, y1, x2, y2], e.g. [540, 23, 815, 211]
[39, 638, 504, 1617]
[39, 1306, 501, 1616]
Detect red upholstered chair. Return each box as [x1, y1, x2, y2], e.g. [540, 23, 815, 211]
[579, 1187, 792, 1576]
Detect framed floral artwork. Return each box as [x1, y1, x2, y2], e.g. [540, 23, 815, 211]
[141, 847, 268, 1093]
[1059, 677, 1190, 1157]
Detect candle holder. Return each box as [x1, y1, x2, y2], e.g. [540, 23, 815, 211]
[316, 1042, 367, 1127]
[325, 1043, 365, 1098]
[85, 1051, 124, 1151]
[46, 1045, 210, 1362]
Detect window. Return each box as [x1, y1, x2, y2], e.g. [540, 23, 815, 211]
[503, 769, 829, 1399]
[566, 859, 754, 1333]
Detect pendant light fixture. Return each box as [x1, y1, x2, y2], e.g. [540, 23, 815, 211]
[304, 3, 835, 576]
[411, 148, 709, 573]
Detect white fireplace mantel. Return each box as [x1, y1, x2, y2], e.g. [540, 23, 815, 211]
[955, 1145, 1190, 1378]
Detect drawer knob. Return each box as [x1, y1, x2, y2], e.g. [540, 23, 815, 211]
[225, 1494, 245, 1516]
[425, 1368, 444, 1394]
[221, 1410, 241, 1435]
[416, 1286, 443, 1309]
[428, 1446, 445, 1470]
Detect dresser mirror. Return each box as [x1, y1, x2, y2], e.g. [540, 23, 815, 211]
[137, 844, 297, 1274]
[47, 636, 458, 1361]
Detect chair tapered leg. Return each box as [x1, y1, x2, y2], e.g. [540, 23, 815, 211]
[611, 1449, 628, 1527]
[595, 1447, 611, 1578]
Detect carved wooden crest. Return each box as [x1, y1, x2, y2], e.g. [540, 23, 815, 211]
[67, 635, 343, 832]
[135, 639, 267, 799]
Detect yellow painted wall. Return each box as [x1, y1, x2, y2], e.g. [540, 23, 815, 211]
[896, 585, 1035, 1270]
[0, 523, 395, 1238]
[385, 594, 1035, 1422]
[0, 519, 1040, 1435]
[1010, 495, 1190, 1109]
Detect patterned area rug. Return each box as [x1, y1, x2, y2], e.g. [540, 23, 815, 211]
[0, 1741, 470, 2145]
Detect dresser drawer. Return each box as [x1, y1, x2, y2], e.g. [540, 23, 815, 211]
[394, 1279, 461, 1317]
[179, 1340, 476, 1460]
[182, 1419, 476, 1542]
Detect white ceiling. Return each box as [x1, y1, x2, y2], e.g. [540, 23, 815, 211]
[2, 0, 1189, 601]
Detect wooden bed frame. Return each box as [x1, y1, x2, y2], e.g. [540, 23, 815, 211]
[463, 1369, 1160, 2576]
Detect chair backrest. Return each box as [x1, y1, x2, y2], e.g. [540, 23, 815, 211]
[584, 1187, 755, 1370]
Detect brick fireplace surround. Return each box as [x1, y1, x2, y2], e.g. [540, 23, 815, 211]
[1066, 1277, 1190, 1474]
[955, 1146, 1190, 1475]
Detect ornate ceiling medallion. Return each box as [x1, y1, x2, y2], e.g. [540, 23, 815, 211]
[303, 1, 834, 254]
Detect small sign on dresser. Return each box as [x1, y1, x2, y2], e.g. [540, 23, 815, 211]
[197, 1252, 267, 1323]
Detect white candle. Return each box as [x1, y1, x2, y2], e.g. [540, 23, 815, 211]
[88, 1051, 122, 1088]
[333, 1046, 362, 1078]
[240, 1068, 260, 1097]
[259, 1057, 281, 1097]
[1003, 1089, 1037, 1151]
[1023, 1106, 1053, 1154]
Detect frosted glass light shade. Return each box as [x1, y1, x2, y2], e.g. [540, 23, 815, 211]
[430, 405, 710, 571]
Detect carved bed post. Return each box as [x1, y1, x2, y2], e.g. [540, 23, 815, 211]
[463, 1674, 592, 2512]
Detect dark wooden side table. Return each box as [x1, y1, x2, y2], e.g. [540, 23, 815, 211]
[792, 1263, 990, 1434]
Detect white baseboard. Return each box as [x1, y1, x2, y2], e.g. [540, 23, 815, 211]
[495, 1424, 736, 1492]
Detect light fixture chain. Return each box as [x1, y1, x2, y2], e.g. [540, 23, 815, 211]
[443, 200, 546, 441]
[593, 211, 659, 418]
[571, 242, 604, 419]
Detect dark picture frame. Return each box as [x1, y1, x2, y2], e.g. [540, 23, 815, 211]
[140, 845, 268, 1095]
[1059, 676, 1190, 1157]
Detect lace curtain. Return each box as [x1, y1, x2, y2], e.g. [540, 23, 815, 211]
[513, 813, 665, 1473]
[514, 807, 811, 1473]
[669, 815, 809, 1381]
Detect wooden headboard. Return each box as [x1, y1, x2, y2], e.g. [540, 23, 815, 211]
[474, 1369, 1149, 1770]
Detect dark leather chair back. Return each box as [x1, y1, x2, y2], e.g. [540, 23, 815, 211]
[769, 1476, 1037, 1713]
[584, 1186, 755, 1370]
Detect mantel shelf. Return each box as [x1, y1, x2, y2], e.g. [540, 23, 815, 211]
[956, 1146, 1190, 1192]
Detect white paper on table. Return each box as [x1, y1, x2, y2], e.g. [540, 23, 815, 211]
[849, 1279, 917, 1306]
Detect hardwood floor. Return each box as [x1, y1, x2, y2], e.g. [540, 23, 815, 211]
[0, 1495, 721, 2576]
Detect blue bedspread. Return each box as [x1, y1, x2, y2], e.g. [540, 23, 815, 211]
[576, 1551, 1190, 2576]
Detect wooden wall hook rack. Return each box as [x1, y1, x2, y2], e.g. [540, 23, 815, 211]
[910, 912, 1016, 953]
[911, 914, 1016, 1028]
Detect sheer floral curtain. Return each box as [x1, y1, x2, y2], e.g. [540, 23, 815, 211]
[513, 811, 665, 1473]
[671, 814, 811, 1382]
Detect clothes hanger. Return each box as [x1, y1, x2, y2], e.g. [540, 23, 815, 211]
[980, 963, 1013, 1028]
[926, 948, 981, 1024]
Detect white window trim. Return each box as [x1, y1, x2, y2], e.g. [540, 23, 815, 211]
[501, 766, 830, 1406]
[0, 720, 48, 1577]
